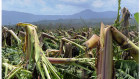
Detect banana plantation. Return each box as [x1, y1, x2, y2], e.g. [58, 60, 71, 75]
[2, 0, 139, 79]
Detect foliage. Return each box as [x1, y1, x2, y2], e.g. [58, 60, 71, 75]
[2, 47, 23, 65]
[2, 0, 139, 78]
[134, 12, 139, 24]
[115, 60, 139, 79]
[114, 0, 121, 27]
[2, 21, 139, 78]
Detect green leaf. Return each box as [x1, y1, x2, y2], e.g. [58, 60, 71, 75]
[115, 60, 138, 79]
[42, 63, 51, 79]
[134, 12, 139, 24]
[6, 66, 22, 79]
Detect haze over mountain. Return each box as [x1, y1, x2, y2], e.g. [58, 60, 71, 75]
[2, 9, 118, 25]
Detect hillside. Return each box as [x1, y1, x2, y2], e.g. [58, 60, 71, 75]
[2, 9, 117, 25]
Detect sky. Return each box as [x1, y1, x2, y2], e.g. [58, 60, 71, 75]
[2, 0, 139, 15]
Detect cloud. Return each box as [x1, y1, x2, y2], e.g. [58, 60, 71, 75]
[54, 4, 84, 14]
[59, 0, 87, 3]
[2, 0, 139, 15]
[91, 0, 117, 10]
[92, 0, 104, 8]
[3, 0, 32, 7]
[121, 0, 139, 13]
[2, 0, 54, 14]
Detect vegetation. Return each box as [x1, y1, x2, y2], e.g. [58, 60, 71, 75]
[2, 0, 139, 79]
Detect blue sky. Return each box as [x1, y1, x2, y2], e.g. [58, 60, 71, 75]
[2, 0, 139, 15]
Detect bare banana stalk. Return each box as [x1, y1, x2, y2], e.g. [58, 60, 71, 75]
[41, 32, 59, 42]
[83, 34, 99, 58]
[73, 35, 87, 40]
[2, 26, 21, 45]
[62, 38, 86, 51]
[96, 22, 138, 79]
[2, 27, 9, 47]
[59, 39, 65, 56]
[64, 42, 73, 58]
[84, 34, 99, 49]
[96, 22, 105, 79]
[121, 7, 130, 37]
[47, 58, 94, 64]
[8, 30, 21, 44]
[111, 26, 139, 63]
[102, 26, 113, 79]
[47, 58, 95, 69]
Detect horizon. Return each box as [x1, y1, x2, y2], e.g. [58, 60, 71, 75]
[2, 0, 139, 15]
[2, 9, 118, 15]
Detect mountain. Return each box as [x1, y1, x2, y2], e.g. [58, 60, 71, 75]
[2, 9, 117, 25]
[2, 10, 36, 25]
[72, 9, 117, 19]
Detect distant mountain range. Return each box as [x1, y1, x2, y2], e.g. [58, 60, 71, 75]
[2, 9, 118, 25]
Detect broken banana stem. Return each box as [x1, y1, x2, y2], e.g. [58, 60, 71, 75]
[96, 22, 105, 78]
[59, 39, 64, 56]
[84, 34, 99, 49]
[102, 26, 113, 79]
[47, 58, 95, 70]
[16, 23, 37, 29]
[8, 30, 21, 44]
[62, 38, 86, 51]
[74, 35, 87, 40]
[18, 31, 26, 37]
[41, 32, 59, 42]
[2, 27, 21, 45]
[46, 49, 60, 57]
[2, 26, 9, 32]
[17, 23, 60, 79]
[111, 26, 139, 63]
[64, 31, 71, 38]
[47, 58, 95, 65]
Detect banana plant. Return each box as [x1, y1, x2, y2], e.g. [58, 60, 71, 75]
[17, 23, 61, 79]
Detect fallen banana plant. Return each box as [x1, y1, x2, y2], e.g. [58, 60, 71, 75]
[2, 57, 32, 79]
[16, 23, 61, 79]
[2, 26, 21, 46]
[8, 30, 21, 44]
[73, 35, 87, 40]
[47, 58, 95, 64]
[83, 22, 139, 79]
[40, 32, 59, 42]
[111, 26, 139, 63]
[61, 37, 86, 51]
[2, 22, 138, 79]
[48, 58, 96, 72]
[64, 31, 71, 38]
